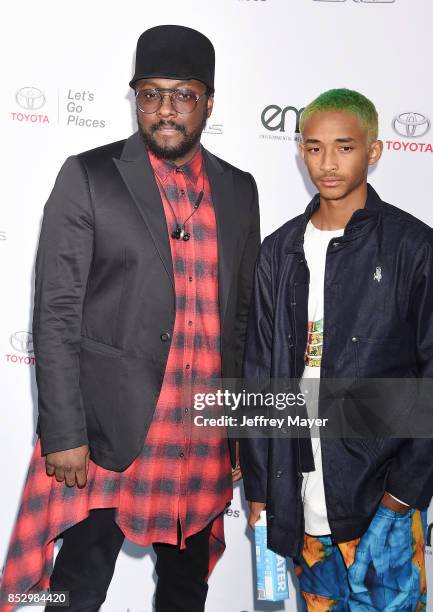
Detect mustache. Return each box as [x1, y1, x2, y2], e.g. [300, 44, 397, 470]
[150, 121, 187, 135]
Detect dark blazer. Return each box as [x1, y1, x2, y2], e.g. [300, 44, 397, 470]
[240, 185, 433, 559]
[33, 131, 260, 471]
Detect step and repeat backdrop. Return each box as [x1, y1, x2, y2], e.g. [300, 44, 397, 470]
[1, 0, 432, 610]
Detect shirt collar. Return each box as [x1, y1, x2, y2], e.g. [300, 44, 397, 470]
[148, 146, 204, 186]
[288, 183, 383, 253]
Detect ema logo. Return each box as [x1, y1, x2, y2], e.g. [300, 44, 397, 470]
[11, 86, 49, 124]
[261, 105, 304, 133]
[5, 331, 35, 366]
[260, 104, 305, 143]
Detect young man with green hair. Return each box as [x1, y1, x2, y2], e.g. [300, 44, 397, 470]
[241, 88, 432, 609]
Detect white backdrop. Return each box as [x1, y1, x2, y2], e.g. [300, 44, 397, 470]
[1, 1, 433, 610]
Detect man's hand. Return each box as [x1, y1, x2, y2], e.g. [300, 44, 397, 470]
[232, 440, 242, 482]
[381, 491, 410, 514]
[46, 445, 90, 488]
[248, 500, 266, 529]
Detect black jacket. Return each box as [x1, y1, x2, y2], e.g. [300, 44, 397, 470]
[240, 184, 433, 559]
[33, 132, 260, 471]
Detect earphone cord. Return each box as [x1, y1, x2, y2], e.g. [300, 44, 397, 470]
[155, 167, 205, 232]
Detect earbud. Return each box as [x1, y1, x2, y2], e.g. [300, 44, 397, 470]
[170, 187, 204, 241]
[194, 191, 204, 209]
[171, 226, 190, 241]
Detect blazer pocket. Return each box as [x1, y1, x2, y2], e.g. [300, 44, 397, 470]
[80, 338, 124, 451]
[80, 336, 123, 357]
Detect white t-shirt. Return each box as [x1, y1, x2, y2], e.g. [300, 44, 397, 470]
[300, 220, 344, 536]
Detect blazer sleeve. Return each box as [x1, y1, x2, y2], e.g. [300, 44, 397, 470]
[33, 156, 94, 455]
[240, 236, 274, 503]
[386, 229, 433, 508]
[232, 174, 261, 377]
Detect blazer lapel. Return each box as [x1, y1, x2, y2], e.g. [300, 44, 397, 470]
[114, 132, 174, 288]
[204, 149, 237, 326]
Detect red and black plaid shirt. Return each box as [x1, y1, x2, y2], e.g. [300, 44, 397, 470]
[0, 147, 232, 610]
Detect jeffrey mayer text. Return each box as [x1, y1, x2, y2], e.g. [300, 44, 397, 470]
[193, 415, 328, 429]
[240, 415, 328, 428]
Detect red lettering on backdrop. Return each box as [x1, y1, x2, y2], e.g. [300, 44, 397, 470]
[5, 354, 35, 365]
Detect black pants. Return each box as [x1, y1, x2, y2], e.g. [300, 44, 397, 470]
[45, 508, 212, 612]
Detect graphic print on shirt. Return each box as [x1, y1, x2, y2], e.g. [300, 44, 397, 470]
[305, 318, 323, 368]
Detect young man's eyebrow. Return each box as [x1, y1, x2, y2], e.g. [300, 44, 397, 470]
[304, 137, 356, 144]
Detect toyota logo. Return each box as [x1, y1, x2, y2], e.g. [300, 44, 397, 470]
[10, 331, 34, 354]
[393, 112, 431, 139]
[15, 87, 46, 111]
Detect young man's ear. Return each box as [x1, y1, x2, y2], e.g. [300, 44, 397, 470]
[368, 140, 383, 166]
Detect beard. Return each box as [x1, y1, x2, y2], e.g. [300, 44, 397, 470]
[137, 108, 207, 161]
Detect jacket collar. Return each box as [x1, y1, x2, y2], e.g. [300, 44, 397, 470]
[289, 183, 382, 252]
[114, 132, 176, 287]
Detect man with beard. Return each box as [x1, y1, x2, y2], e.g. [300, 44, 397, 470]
[0, 25, 260, 612]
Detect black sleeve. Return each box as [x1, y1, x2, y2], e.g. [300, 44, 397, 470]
[240, 237, 274, 503]
[33, 156, 94, 455]
[386, 230, 433, 508]
[232, 174, 261, 376]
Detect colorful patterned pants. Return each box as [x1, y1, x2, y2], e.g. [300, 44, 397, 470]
[298, 505, 427, 611]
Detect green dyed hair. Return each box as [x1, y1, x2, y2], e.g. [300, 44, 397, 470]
[300, 88, 379, 142]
